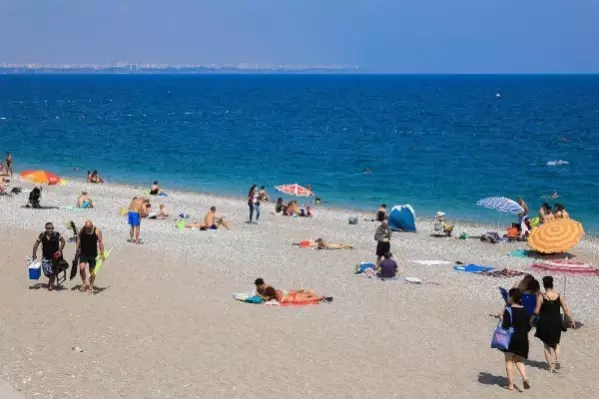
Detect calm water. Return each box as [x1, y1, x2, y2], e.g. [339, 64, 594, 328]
[1, 74, 598, 233]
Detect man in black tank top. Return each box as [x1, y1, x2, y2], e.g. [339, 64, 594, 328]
[76, 220, 105, 294]
[32, 221, 66, 290]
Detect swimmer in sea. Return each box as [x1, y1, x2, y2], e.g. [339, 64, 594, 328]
[552, 192, 559, 199]
[363, 167, 372, 175]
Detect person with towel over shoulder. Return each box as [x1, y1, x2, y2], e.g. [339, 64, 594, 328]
[374, 219, 392, 267]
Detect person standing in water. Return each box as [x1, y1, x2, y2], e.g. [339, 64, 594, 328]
[76, 220, 105, 294]
[5, 152, 12, 177]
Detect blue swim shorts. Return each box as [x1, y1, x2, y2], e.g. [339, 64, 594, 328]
[128, 211, 140, 227]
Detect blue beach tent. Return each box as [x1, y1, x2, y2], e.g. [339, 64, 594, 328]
[388, 204, 417, 232]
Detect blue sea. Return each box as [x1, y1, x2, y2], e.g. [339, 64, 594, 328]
[1, 74, 598, 233]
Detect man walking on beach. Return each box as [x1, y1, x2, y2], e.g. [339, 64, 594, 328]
[128, 196, 150, 244]
[76, 220, 105, 294]
[32, 222, 66, 291]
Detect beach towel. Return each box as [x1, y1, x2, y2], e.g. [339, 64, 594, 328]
[409, 260, 452, 266]
[509, 249, 531, 258]
[232, 293, 264, 304]
[480, 268, 525, 277]
[92, 249, 112, 276]
[453, 264, 494, 273]
[60, 205, 87, 211]
[355, 262, 376, 274]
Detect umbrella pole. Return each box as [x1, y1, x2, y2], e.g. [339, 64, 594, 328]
[563, 276, 567, 297]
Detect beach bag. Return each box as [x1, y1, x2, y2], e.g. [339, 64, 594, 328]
[348, 217, 358, 225]
[491, 307, 513, 351]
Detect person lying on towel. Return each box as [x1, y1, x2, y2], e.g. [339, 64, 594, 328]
[293, 238, 353, 249]
[260, 286, 332, 304]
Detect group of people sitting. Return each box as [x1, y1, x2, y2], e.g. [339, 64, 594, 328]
[275, 198, 312, 217]
[253, 278, 333, 304]
[538, 202, 570, 223]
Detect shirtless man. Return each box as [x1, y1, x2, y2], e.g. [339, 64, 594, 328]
[76, 191, 94, 208]
[128, 197, 150, 243]
[202, 206, 230, 230]
[5, 152, 12, 177]
[157, 204, 169, 219]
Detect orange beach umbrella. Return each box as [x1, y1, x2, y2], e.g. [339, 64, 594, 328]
[19, 170, 61, 185]
[528, 219, 585, 254]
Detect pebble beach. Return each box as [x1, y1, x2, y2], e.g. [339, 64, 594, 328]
[1, 178, 598, 398]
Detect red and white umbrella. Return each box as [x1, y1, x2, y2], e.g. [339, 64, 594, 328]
[275, 183, 314, 197]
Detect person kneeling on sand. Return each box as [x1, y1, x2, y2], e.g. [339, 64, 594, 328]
[260, 286, 333, 304]
[76, 191, 94, 209]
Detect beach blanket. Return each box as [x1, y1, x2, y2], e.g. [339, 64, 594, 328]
[232, 293, 265, 304]
[355, 262, 376, 274]
[480, 268, 525, 278]
[453, 264, 494, 273]
[531, 259, 599, 276]
[60, 205, 87, 211]
[509, 249, 531, 258]
[409, 260, 452, 266]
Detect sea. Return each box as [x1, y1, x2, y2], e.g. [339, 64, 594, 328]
[1, 74, 598, 233]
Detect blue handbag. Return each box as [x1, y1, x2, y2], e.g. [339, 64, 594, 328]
[491, 307, 514, 350]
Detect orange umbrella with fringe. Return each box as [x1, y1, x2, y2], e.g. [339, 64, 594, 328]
[528, 219, 584, 254]
[19, 170, 61, 185]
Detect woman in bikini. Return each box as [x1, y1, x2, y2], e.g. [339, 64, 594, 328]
[260, 286, 332, 304]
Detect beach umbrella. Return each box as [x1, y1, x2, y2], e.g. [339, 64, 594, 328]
[528, 219, 584, 254]
[19, 170, 61, 185]
[476, 197, 524, 214]
[275, 183, 314, 197]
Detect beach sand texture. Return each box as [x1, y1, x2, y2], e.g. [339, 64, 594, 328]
[1, 180, 598, 398]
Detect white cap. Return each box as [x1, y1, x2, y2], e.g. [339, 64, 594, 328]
[436, 211, 445, 218]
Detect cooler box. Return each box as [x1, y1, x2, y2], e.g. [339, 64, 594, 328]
[28, 261, 41, 280]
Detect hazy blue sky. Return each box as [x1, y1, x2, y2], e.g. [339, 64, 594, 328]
[1, 0, 598, 72]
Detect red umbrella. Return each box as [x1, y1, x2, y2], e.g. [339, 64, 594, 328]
[275, 183, 314, 197]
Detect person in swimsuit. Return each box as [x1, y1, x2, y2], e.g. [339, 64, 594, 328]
[5, 152, 12, 177]
[32, 222, 66, 291]
[76, 220, 105, 294]
[258, 186, 269, 202]
[76, 191, 94, 208]
[185, 206, 231, 230]
[247, 184, 258, 223]
[376, 204, 387, 222]
[260, 286, 332, 303]
[90, 170, 104, 184]
[150, 181, 165, 195]
[374, 220, 391, 267]
[312, 238, 353, 250]
[128, 197, 150, 243]
[517, 197, 529, 222]
[554, 204, 570, 219]
[274, 198, 286, 214]
[157, 204, 169, 219]
[254, 278, 272, 296]
[539, 203, 554, 223]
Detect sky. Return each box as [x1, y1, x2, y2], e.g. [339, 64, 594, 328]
[0, 0, 598, 73]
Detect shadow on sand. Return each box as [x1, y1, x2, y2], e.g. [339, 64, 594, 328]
[70, 285, 110, 295]
[477, 372, 522, 392]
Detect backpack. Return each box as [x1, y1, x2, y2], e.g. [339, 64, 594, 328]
[348, 217, 358, 225]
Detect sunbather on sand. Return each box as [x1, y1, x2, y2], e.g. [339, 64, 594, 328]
[76, 191, 94, 208]
[157, 204, 169, 219]
[294, 238, 353, 249]
[186, 206, 231, 230]
[260, 286, 332, 303]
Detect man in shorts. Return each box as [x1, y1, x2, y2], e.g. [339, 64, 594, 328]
[32, 222, 66, 290]
[128, 196, 150, 244]
[76, 220, 105, 293]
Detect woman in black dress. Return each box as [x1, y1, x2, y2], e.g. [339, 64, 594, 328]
[502, 288, 532, 391]
[534, 276, 575, 372]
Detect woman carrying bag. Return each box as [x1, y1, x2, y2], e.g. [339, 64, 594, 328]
[492, 288, 532, 391]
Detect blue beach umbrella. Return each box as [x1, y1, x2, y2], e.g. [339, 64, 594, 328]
[476, 197, 524, 215]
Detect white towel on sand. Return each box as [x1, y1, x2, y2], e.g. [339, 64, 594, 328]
[409, 260, 452, 266]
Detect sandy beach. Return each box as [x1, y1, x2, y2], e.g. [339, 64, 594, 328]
[1, 179, 598, 398]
